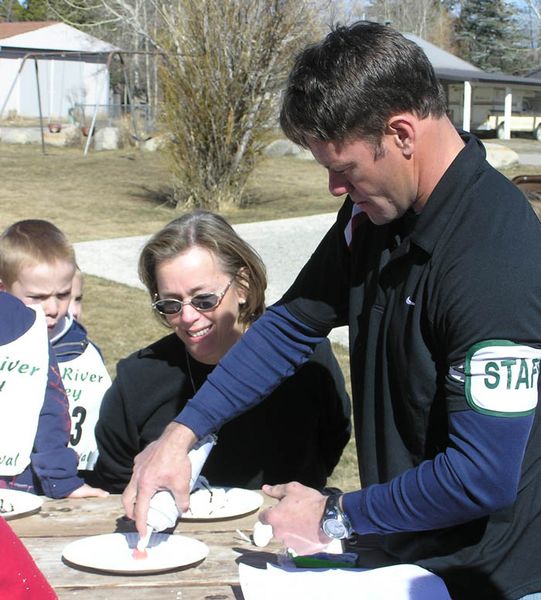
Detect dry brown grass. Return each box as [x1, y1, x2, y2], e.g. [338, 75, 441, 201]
[0, 143, 341, 241]
[1, 144, 173, 241]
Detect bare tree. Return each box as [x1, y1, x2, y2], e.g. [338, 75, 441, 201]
[50, 0, 318, 208]
[527, 0, 541, 20]
[317, 0, 370, 26]
[157, 0, 318, 209]
[368, 0, 455, 49]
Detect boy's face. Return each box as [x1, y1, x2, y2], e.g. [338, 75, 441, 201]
[2, 260, 75, 338]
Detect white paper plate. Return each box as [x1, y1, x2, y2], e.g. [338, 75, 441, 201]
[181, 487, 263, 521]
[0, 489, 43, 520]
[62, 532, 208, 574]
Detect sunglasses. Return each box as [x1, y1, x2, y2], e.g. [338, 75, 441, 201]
[152, 277, 235, 316]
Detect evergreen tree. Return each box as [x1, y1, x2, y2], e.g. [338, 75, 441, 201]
[18, 0, 50, 20]
[0, 0, 25, 21]
[454, 0, 523, 73]
[46, 0, 97, 26]
[14, 0, 92, 23]
[367, 1, 456, 50]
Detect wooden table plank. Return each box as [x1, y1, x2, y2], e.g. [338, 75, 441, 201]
[9, 494, 273, 538]
[8, 495, 125, 537]
[56, 585, 243, 599]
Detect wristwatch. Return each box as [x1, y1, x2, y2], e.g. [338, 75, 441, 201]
[320, 493, 353, 540]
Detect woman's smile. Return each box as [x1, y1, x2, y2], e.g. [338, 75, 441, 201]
[155, 246, 247, 365]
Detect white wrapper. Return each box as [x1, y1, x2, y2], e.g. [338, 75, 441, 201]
[146, 434, 216, 532]
[253, 521, 273, 547]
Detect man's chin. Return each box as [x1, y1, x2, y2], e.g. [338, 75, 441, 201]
[365, 212, 393, 226]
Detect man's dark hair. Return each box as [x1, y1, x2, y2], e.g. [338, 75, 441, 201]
[280, 21, 447, 148]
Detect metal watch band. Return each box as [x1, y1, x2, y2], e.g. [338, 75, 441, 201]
[321, 493, 353, 540]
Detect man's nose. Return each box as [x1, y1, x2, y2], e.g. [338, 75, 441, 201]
[328, 171, 353, 197]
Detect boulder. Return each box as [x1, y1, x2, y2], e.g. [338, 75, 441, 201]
[94, 126, 122, 151]
[264, 139, 314, 160]
[43, 125, 82, 147]
[0, 127, 41, 144]
[484, 142, 519, 169]
[264, 139, 299, 157]
[139, 134, 168, 152]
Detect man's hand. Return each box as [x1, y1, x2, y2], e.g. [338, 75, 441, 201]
[122, 422, 197, 536]
[259, 481, 331, 555]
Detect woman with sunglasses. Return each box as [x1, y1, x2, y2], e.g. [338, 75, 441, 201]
[89, 211, 351, 493]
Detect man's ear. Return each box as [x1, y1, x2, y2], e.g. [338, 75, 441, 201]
[0, 280, 6, 292]
[386, 114, 415, 157]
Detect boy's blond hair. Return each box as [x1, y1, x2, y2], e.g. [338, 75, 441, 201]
[0, 219, 76, 287]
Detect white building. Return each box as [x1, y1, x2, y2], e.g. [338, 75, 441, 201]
[405, 33, 541, 140]
[0, 21, 117, 120]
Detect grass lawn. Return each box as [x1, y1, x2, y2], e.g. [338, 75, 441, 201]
[2, 139, 539, 492]
[0, 143, 343, 240]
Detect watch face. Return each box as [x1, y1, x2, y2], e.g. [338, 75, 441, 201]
[323, 518, 347, 539]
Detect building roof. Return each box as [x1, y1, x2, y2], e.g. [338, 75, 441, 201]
[0, 21, 57, 40]
[404, 33, 482, 74]
[405, 32, 541, 87]
[0, 21, 117, 53]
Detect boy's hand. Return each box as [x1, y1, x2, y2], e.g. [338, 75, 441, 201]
[67, 483, 109, 498]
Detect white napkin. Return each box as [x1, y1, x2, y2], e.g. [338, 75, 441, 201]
[239, 562, 451, 600]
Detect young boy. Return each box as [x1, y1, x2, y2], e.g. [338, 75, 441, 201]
[69, 267, 84, 322]
[0, 220, 111, 474]
[0, 291, 106, 498]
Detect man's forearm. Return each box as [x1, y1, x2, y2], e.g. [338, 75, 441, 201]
[175, 304, 325, 436]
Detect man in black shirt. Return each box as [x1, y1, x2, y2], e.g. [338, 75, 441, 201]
[124, 22, 541, 599]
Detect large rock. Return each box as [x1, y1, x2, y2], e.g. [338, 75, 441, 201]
[264, 139, 299, 156]
[94, 126, 122, 151]
[0, 127, 41, 144]
[139, 134, 168, 152]
[264, 139, 313, 160]
[484, 142, 519, 169]
[44, 125, 82, 147]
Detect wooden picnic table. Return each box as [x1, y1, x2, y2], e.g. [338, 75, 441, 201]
[9, 493, 280, 599]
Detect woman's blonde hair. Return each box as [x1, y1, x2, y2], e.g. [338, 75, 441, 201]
[139, 210, 267, 328]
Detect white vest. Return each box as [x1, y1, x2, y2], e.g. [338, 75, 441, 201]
[60, 343, 112, 470]
[0, 306, 49, 475]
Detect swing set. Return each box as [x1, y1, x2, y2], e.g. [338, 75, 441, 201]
[0, 50, 158, 156]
